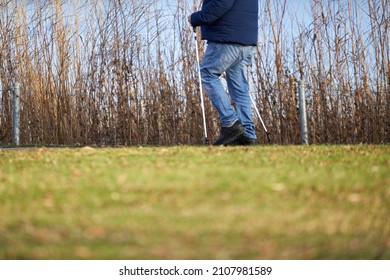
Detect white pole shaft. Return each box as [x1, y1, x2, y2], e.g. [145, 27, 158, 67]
[194, 31, 208, 142]
[249, 93, 268, 133]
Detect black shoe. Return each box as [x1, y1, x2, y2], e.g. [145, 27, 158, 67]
[212, 120, 245, 146]
[227, 134, 257, 146]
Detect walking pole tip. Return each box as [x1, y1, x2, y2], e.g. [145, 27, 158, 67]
[266, 132, 272, 144]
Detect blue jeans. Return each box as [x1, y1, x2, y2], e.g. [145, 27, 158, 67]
[200, 42, 256, 139]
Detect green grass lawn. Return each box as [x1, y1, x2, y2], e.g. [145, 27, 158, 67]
[0, 145, 389, 259]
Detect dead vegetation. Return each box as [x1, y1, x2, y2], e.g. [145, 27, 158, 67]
[0, 0, 388, 145]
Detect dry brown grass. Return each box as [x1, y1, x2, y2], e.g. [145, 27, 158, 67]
[0, 0, 388, 145]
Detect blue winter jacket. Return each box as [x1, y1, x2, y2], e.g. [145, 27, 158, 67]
[191, 0, 258, 46]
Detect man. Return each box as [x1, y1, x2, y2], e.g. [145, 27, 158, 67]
[189, 0, 258, 146]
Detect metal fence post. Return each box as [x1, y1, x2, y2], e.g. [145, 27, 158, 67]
[13, 82, 21, 146]
[298, 80, 309, 145]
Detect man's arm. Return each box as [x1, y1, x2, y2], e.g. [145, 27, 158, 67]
[190, 0, 235, 27]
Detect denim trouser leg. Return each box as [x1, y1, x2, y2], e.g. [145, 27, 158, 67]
[226, 50, 256, 139]
[200, 43, 238, 127]
[200, 42, 256, 139]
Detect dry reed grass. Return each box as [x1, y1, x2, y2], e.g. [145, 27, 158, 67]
[0, 0, 388, 145]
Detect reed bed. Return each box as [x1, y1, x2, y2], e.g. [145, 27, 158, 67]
[0, 0, 388, 145]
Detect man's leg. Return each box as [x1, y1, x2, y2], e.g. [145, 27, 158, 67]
[226, 46, 257, 140]
[200, 42, 239, 127]
[200, 42, 245, 145]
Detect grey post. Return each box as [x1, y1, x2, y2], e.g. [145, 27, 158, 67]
[13, 82, 21, 146]
[298, 80, 309, 145]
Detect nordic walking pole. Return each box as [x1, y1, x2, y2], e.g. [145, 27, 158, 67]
[249, 93, 272, 143]
[193, 27, 209, 146]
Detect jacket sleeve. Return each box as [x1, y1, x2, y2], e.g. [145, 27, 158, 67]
[191, 0, 236, 27]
